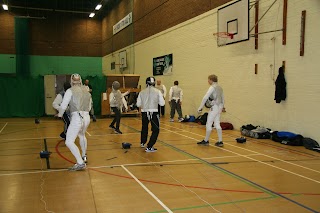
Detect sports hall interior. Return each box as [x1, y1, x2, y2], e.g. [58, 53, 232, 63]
[0, 0, 319, 212]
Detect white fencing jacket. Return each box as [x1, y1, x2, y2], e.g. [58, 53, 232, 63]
[137, 86, 165, 112]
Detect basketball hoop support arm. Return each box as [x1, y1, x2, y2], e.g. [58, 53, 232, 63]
[249, 0, 279, 33]
[250, 29, 283, 37]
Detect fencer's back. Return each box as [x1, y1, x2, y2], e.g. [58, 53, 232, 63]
[139, 87, 160, 110]
[69, 86, 91, 112]
[171, 86, 182, 99]
[110, 90, 122, 108]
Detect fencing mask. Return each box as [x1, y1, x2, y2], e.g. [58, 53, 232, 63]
[146, 77, 156, 86]
[71, 73, 82, 86]
[112, 81, 121, 90]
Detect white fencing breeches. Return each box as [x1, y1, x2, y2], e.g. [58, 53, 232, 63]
[205, 105, 223, 142]
[65, 111, 90, 164]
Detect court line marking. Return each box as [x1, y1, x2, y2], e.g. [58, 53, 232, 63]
[89, 132, 140, 136]
[86, 131, 92, 136]
[89, 154, 260, 169]
[161, 123, 320, 175]
[121, 165, 173, 213]
[148, 196, 276, 213]
[0, 133, 142, 141]
[0, 121, 60, 124]
[0, 154, 260, 177]
[160, 125, 320, 184]
[0, 123, 8, 134]
[0, 137, 60, 142]
[56, 139, 320, 198]
[0, 168, 68, 176]
[142, 126, 319, 212]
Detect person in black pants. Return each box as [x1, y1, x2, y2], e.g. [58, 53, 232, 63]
[52, 82, 71, 139]
[109, 81, 130, 134]
[137, 77, 165, 152]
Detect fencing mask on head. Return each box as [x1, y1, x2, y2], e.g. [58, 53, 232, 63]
[71, 73, 82, 86]
[146, 77, 156, 86]
[112, 81, 121, 90]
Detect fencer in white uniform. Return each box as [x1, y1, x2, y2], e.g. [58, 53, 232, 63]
[58, 73, 92, 171]
[137, 77, 165, 152]
[197, 74, 225, 147]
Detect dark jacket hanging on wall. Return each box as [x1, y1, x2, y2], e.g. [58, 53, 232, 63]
[274, 66, 286, 103]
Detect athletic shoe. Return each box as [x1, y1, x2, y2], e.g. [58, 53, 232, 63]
[82, 156, 87, 163]
[215, 141, 224, 147]
[197, 140, 209, 145]
[68, 163, 86, 171]
[59, 132, 66, 140]
[114, 129, 123, 134]
[140, 143, 145, 148]
[178, 118, 184, 122]
[145, 147, 157, 152]
[170, 118, 174, 122]
[109, 125, 116, 130]
[92, 115, 97, 122]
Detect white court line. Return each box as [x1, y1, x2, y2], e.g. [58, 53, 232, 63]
[161, 123, 320, 175]
[0, 121, 60, 124]
[121, 165, 173, 213]
[86, 131, 92, 136]
[0, 154, 260, 177]
[160, 125, 320, 184]
[0, 168, 68, 177]
[0, 123, 8, 134]
[0, 137, 60, 142]
[89, 153, 260, 169]
[89, 132, 140, 136]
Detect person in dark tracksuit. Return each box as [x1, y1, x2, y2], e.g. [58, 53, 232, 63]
[53, 82, 71, 140]
[137, 77, 165, 152]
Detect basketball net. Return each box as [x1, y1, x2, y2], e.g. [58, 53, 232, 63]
[213, 32, 234, 46]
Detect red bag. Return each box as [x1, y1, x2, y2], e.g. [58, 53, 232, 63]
[220, 122, 234, 130]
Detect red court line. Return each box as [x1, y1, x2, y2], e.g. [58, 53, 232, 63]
[55, 140, 320, 196]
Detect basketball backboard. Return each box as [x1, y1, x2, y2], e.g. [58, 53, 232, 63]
[217, 0, 249, 46]
[119, 50, 127, 68]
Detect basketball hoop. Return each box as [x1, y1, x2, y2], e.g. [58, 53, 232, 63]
[213, 32, 234, 46]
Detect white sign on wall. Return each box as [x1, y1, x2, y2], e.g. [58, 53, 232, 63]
[113, 12, 132, 35]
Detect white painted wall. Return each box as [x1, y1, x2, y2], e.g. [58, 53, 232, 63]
[103, 0, 320, 141]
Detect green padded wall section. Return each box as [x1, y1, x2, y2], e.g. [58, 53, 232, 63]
[15, 18, 30, 77]
[30, 56, 102, 77]
[0, 54, 16, 74]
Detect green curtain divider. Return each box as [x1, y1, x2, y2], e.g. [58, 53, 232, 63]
[15, 18, 30, 77]
[0, 75, 105, 118]
[0, 76, 45, 118]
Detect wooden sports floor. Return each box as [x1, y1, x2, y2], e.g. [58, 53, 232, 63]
[0, 117, 319, 213]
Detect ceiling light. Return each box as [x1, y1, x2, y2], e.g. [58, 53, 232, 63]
[89, 13, 95, 18]
[2, 4, 8, 11]
[95, 4, 102, 10]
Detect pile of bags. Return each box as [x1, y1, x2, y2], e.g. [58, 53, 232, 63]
[240, 124, 320, 152]
[241, 124, 271, 139]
